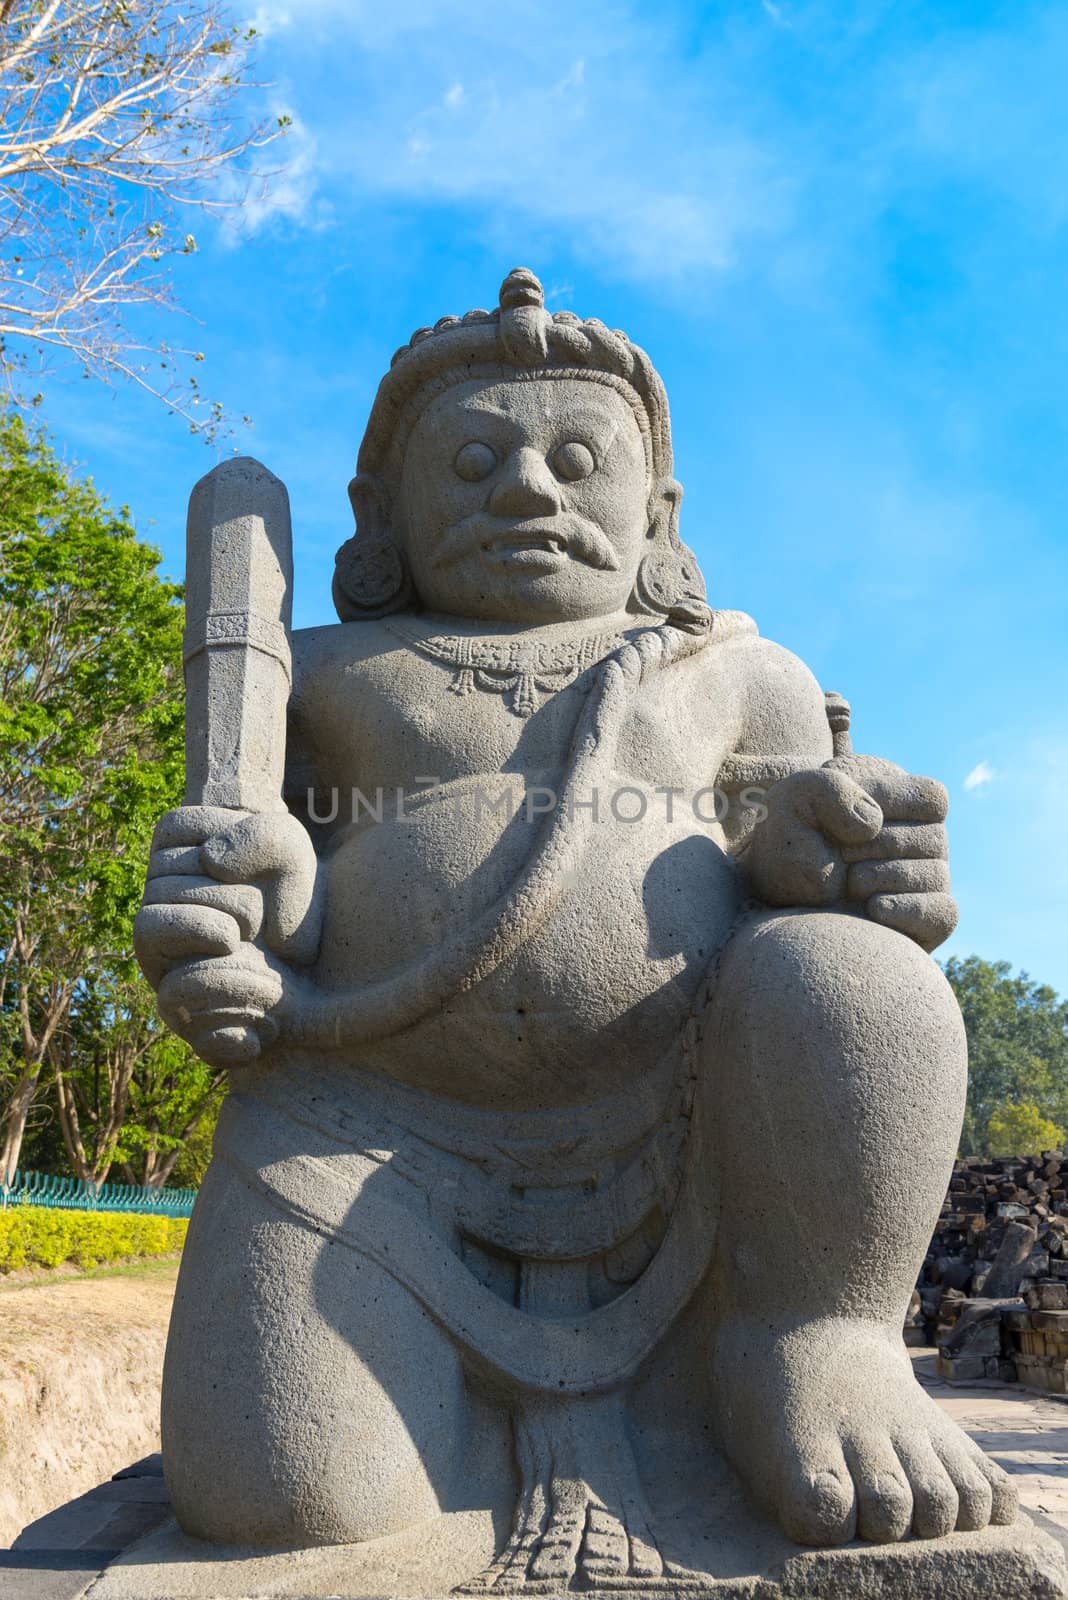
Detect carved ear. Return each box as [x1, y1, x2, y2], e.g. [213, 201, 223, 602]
[332, 472, 414, 622]
[631, 477, 711, 634]
[648, 476, 683, 547]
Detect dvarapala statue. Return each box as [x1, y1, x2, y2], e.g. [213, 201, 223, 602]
[134, 270, 1061, 1597]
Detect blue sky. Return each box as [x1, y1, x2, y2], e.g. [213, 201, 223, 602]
[35, 0, 1068, 992]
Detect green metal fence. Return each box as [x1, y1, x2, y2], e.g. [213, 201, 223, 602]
[0, 1169, 196, 1217]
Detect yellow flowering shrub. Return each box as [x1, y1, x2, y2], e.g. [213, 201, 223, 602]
[0, 1205, 187, 1273]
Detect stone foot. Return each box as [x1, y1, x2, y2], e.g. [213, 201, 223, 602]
[715, 1316, 1019, 1546]
[458, 1392, 712, 1593]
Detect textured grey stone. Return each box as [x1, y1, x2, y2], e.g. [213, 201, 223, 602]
[88, 1512, 1068, 1599]
[182, 456, 293, 815]
[0, 1552, 105, 1600]
[986, 1221, 1041, 1298]
[130, 268, 1067, 1597]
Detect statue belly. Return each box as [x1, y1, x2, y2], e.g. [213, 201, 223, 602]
[315, 773, 744, 1106]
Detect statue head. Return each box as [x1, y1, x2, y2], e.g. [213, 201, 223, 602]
[334, 268, 709, 631]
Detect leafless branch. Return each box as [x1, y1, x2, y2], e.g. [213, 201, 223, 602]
[0, 0, 291, 437]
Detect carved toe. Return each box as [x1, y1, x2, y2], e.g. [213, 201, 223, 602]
[934, 1438, 994, 1532]
[778, 1445, 856, 1547]
[846, 1437, 913, 1543]
[893, 1436, 958, 1539]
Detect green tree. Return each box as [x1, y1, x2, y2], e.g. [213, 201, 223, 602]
[48, 965, 224, 1187]
[986, 1101, 1065, 1159]
[943, 955, 1068, 1157]
[0, 404, 184, 1180]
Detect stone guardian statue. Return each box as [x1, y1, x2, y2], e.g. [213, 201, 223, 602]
[129, 269, 1066, 1599]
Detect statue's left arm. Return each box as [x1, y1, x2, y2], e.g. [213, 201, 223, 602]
[722, 635, 958, 953]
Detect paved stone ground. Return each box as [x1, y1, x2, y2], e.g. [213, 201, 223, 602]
[913, 1349, 1068, 1551]
[3, 1350, 1068, 1598]
[0, 1454, 170, 1600]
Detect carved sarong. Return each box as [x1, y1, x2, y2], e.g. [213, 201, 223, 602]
[216, 976, 718, 1593]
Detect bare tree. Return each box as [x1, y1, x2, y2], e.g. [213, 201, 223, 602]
[0, 0, 290, 436]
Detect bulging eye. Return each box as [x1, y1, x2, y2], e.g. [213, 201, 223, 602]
[454, 441, 497, 482]
[551, 441, 596, 482]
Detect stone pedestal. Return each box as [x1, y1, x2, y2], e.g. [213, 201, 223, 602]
[23, 1463, 1063, 1600]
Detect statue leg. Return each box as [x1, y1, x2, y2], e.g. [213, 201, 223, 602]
[162, 1140, 469, 1547]
[705, 909, 1017, 1547]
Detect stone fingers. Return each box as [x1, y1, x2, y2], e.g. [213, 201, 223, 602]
[749, 769, 883, 907]
[846, 859, 950, 901]
[789, 768, 884, 847]
[829, 757, 948, 824]
[147, 845, 203, 878]
[199, 811, 320, 962]
[134, 903, 243, 989]
[142, 806, 321, 967]
[198, 810, 315, 884]
[865, 892, 959, 952]
[840, 824, 947, 864]
[143, 876, 263, 941]
[150, 805, 250, 851]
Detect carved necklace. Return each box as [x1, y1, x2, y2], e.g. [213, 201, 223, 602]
[386, 620, 638, 718]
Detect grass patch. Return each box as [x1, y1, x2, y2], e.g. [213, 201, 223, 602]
[0, 1253, 182, 1292]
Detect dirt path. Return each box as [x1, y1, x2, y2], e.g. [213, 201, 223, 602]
[0, 1262, 177, 1547]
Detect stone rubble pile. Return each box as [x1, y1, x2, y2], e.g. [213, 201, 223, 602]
[909, 1150, 1068, 1391]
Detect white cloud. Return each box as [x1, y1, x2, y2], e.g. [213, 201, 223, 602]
[214, 108, 322, 241]
[555, 60, 585, 92]
[964, 761, 997, 791]
[243, 1, 797, 289]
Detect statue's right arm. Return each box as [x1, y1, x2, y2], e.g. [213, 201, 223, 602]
[132, 634, 331, 1067]
[133, 804, 322, 1066]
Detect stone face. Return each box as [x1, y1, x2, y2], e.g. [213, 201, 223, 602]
[131, 268, 1066, 1598]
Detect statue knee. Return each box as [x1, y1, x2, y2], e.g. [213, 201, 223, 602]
[163, 1177, 466, 1547]
[165, 1295, 461, 1546]
[713, 909, 966, 1106]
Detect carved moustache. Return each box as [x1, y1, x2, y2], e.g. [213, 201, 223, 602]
[430, 512, 621, 573]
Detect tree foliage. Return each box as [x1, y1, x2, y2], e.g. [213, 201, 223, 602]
[0, 0, 291, 435]
[985, 1101, 1065, 1159]
[48, 967, 223, 1186]
[944, 955, 1068, 1157]
[0, 402, 218, 1184]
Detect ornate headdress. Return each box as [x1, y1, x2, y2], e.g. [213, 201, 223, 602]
[334, 268, 709, 632]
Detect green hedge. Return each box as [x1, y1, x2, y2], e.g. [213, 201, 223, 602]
[0, 1204, 188, 1273]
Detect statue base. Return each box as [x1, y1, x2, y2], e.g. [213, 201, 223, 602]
[87, 1481, 1067, 1600]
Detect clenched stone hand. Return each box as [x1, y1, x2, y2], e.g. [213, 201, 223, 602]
[746, 753, 957, 952]
[133, 805, 320, 1066]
